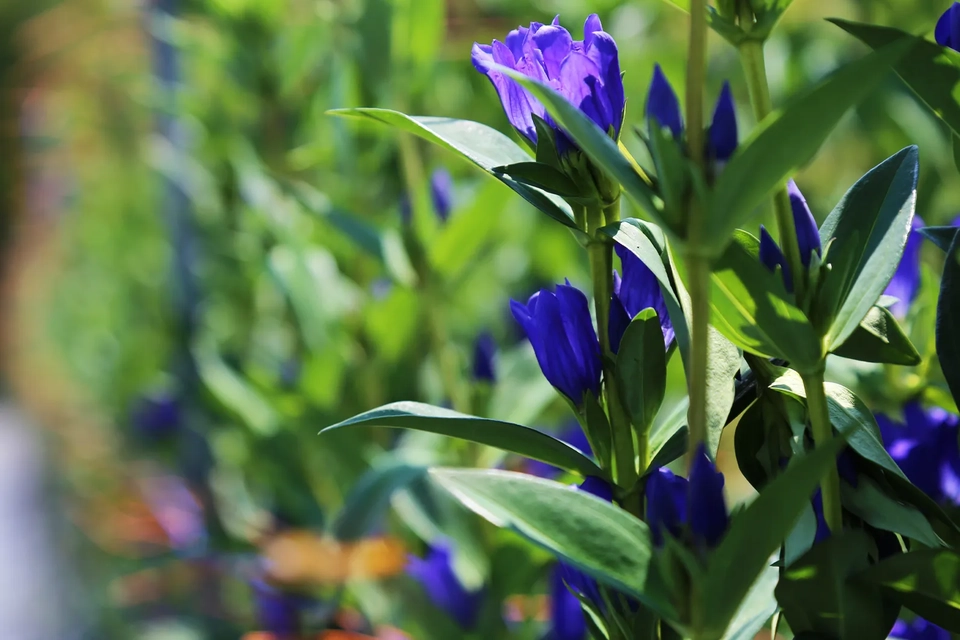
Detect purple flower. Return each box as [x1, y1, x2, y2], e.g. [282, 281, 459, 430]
[709, 82, 738, 162]
[472, 15, 625, 149]
[645, 444, 729, 548]
[936, 2, 960, 51]
[891, 616, 952, 640]
[250, 578, 311, 637]
[430, 168, 454, 222]
[609, 244, 674, 354]
[141, 475, 206, 550]
[646, 64, 683, 139]
[472, 331, 497, 383]
[131, 391, 181, 439]
[758, 180, 821, 293]
[408, 543, 485, 630]
[877, 402, 960, 505]
[885, 216, 926, 317]
[511, 282, 602, 406]
[526, 422, 592, 479]
[546, 563, 587, 640]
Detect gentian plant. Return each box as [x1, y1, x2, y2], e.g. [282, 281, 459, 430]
[326, 2, 960, 639]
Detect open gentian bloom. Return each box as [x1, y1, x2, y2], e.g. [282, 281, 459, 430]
[891, 616, 951, 640]
[645, 444, 729, 548]
[472, 15, 624, 149]
[936, 3, 960, 51]
[511, 282, 602, 406]
[609, 244, 674, 354]
[472, 331, 497, 383]
[758, 180, 822, 293]
[408, 543, 485, 630]
[877, 402, 960, 505]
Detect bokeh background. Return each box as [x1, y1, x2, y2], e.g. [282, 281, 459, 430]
[0, 0, 957, 638]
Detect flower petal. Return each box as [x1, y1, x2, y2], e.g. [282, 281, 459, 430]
[646, 64, 683, 139]
[787, 180, 821, 265]
[585, 32, 624, 136]
[533, 25, 573, 80]
[936, 2, 960, 51]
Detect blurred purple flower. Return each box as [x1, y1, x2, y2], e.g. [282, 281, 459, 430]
[430, 168, 454, 222]
[472, 14, 625, 150]
[936, 2, 960, 51]
[885, 216, 926, 317]
[709, 82, 738, 162]
[645, 444, 728, 548]
[408, 543, 485, 630]
[511, 281, 602, 406]
[891, 616, 952, 640]
[546, 563, 587, 640]
[609, 243, 674, 354]
[472, 331, 497, 383]
[250, 578, 312, 637]
[877, 402, 960, 505]
[131, 391, 181, 439]
[758, 180, 821, 293]
[142, 474, 206, 550]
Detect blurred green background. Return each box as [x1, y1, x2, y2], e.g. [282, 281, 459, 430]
[0, 0, 958, 638]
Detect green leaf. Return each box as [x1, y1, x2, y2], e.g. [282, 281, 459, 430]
[818, 146, 919, 350]
[194, 340, 279, 437]
[617, 309, 668, 432]
[428, 179, 510, 279]
[492, 161, 581, 198]
[429, 468, 674, 618]
[776, 530, 894, 640]
[720, 565, 779, 640]
[487, 66, 661, 224]
[332, 462, 425, 540]
[327, 109, 575, 227]
[321, 402, 604, 478]
[645, 425, 688, 476]
[856, 549, 960, 632]
[831, 304, 921, 366]
[841, 476, 943, 549]
[937, 232, 960, 406]
[707, 41, 910, 244]
[699, 433, 849, 639]
[831, 20, 960, 140]
[705, 230, 821, 372]
[919, 225, 960, 253]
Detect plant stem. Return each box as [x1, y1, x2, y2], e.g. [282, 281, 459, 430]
[737, 37, 805, 299]
[686, 0, 708, 174]
[685, 252, 711, 455]
[800, 369, 844, 533]
[588, 203, 638, 508]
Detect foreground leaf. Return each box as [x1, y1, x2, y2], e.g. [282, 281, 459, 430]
[321, 402, 603, 478]
[831, 304, 921, 366]
[430, 468, 674, 618]
[937, 232, 960, 406]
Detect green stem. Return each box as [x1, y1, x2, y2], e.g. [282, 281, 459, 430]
[588, 203, 638, 509]
[738, 37, 805, 300]
[801, 369, 844, 533]
[685, 252, 711, 455]
[686, 0, 708, 174]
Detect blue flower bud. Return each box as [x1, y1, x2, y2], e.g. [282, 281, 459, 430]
[787, 180, 821, 266]
[472, 15, 625, 148]
[645, 467, 688, 547]
[510, 282, 602, 406]
[709, 82, 738, 162]
[430, 168, 454, 222]
[609, 244, 674, 354]
[688, 443, 728, 548]
[759, 225, 792, 292]
[472, 331, 497, 383]
[646, 64, 684, 139]
[408, 543, 485, 630]
[936, 2, 960, 51]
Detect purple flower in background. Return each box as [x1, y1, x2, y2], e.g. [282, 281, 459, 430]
[399, 194, 412, 226]
[891, 616, 952, 640]
[250, 578, 312, 637]
[877, 402, 960, 505]
[645, 444, 728, 548]
[759, 180, 821, 293]
[526, 422, 592, 479]
[646, 64, 683, 139]
[709, 82, 738, 162]
[936, 3, 960, 51]
[511, 282, 602, 406]
[472, 14, 625, 149]
[131, 391, 181, 439]
[472, 331, 498, 383]
[609, 243, 674, 354]
[546, 563, 588, 640]
[408, 543, 485, 630]
[430, 168, 454, 222]
[141, 475, 206, 551]
[885, 216, 926, 317]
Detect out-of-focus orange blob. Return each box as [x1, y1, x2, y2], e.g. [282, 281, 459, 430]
[260, 530, 407, 586]
[504, 593, 549, 623]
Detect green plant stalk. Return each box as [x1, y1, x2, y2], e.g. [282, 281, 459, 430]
[800, 369, 844, 532]
[685, 251, 711, 455]
[738, 37, 806, 300]
[588, 202, 638, 510]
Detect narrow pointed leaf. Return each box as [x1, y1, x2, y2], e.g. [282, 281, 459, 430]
[616, 308, 668, 431]
[937, 232, 960, 405]
[831, 304, 921, 366]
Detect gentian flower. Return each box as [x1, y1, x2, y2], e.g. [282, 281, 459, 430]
[511, 282, 602, 406]
[408, 543, 485, 630]
[609, 244, 674, 354]
[131, 391, 181, 439]
[758, 180, 821, 293]
[472, 331, 497, 383]
[890, 616, 952, 640]
[936, 2, 960, 51]
[645, 444, 729, 548]
[646, 65, 683, 139]
[546, 563, 588, 640]
[885, 216, 926, 317]
[430, 168, 454, 222]
[709, 82, 738, 162]
[526, 421, 592, 479]
[877, 402, 960, 504]
[472, 15, 625, 149]
[250, 578, 311, 638]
